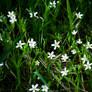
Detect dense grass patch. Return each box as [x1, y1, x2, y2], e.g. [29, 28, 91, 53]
[0, 0, 92, 92]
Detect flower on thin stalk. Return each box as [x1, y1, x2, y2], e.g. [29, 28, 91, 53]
[71, 49, 76, 54]
[51, 40, 60, 50]
[84, 61, 92, 70]
[41, 85, 49, 92]
[76, 12, 83, 19]
[48, 51, 55, 59]
[61, 54, 69, 62]
[29, 84, 39, 92]
[77, 39, 82, 44]
[28, 38, 36, 49]
[16, 40, 25, 49]
[61, 67, 69, 76]
[72, 30, 77, 35]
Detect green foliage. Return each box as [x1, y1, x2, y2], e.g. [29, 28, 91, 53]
[0, 0, 92, 92]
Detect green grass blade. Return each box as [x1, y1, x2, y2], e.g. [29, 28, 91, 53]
[66, 0, 73, 31]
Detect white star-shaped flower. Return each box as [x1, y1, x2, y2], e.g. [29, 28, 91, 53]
[35, 60, 40, 66]
[81, 55, 88, 64]
[72, 30, 78, 35]
[76, 12, 83, 19]
[71, 49, 76, 54]
[49, 1, 56, 8]
[29, 84, 39, 92]
[7, 11, 15, 18]
[28, 38, 36, 49]
[51, 40, 60, 50]
[9, 15, 17, 24]
[16, 40, 25, 49]
[61, 67, 69, 76]
[41, 85, 49, 92]
[48, 51, 55, 59]
[84, 61, 92, 70]
[77, 39, 82, 44]
[61, 54, 69, 62]
[86, 42, 92, 49]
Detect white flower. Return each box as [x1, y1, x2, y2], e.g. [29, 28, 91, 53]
[81, 55, 88, 64]
[29, 12, 38, 18]
[71, 49, 76, 54]
[0, 33, 3, 41]
[72, 30, 78, 35]
[77, 39, 82, 44]
[76, 12, 83, 19]
[7, 11, 15, 18]
[61, 54, 69, 62]
[49, 1, 56, 8]
[16, 40, 25, 49]
[61, 67, 69, 76]
[9, 15, 17, 24]
[51, 40, 60, 50]
[41, 85, 49, 92]
[0, 63, 3, 67]
[86, 42, 92, 49]
[84, 61, 92, 70]
[35, 60, 40, 66]
[47, 51, 55, 59]
[28, 38, 36, 49]
[29, 84, 39, 92]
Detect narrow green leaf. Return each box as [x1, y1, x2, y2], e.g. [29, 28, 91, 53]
[66, 0, 73, 31]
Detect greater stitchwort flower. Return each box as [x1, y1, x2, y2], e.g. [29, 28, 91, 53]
[84, 61, 92, 70]
[51, 40, 60, 50]
[71, 49, 76, 54]
[61, 67, 69, 76]
[35, 60, 40, 66]
[72, 30, 78, 35]
[61, 54, 69, 62]
[7, 11, 15, 18]
[49, 1, 56, 8]
[28, 38, 36, 49]
[77, 39, 82, 44]
[86, 42, 92, 49]
[16, 40, 25, 49]
[48, 51, 55, 59]
[76, 12, 83, 19]
[81, 55, 88, 64]
[41, 85, 49, 92]
[29, 84, 39, 92]
[7, 11, 17, 23]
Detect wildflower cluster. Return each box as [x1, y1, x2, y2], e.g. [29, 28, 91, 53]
[7, 11, 17, 23]
[29, 84, 49, 92]
[49, 1, 59, 8]
[16, 38, 36, 49]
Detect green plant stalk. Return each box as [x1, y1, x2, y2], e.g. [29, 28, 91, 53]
[16, 66, 21, 90]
